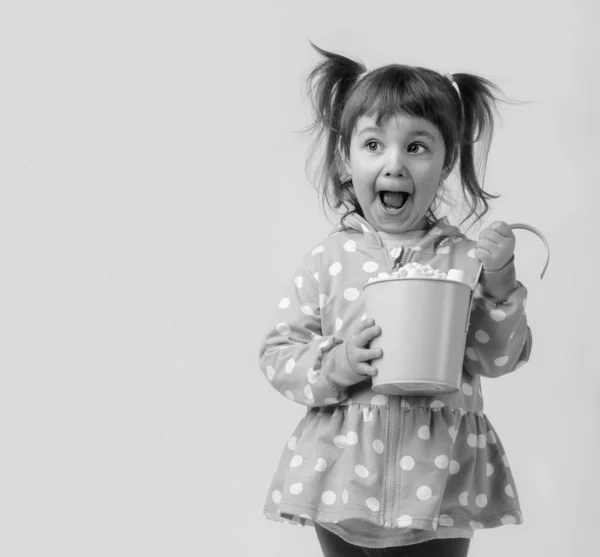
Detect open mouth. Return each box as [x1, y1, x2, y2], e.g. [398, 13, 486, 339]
[378, 191, 409, 211]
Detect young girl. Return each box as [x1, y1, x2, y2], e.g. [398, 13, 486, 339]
[259, 43, 532, 557]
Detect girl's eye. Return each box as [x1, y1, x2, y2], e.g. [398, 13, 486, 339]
[365, 141, 380, 152]
[408, 143, 427, 154]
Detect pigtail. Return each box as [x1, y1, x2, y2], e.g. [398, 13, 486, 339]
[305, 42, 366, 217]
[451, 73, 503, 226]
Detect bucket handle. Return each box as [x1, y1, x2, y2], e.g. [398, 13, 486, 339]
[472, 222, 550, 289]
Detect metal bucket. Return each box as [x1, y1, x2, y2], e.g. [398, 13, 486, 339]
[362, 223, 550, 396]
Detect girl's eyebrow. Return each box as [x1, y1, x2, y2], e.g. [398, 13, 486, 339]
[357, 127, 438, 141]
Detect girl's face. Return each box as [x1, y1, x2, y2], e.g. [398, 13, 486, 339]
[344, 113, 449, 234]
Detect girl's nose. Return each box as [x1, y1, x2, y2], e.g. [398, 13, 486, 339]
[384, 149, 406, 177]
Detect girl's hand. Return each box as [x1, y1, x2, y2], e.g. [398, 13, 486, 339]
[346, 318, 382, 377]
[475, 221, 516, 271]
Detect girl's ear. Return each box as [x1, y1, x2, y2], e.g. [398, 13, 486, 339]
[441, 145, 460, 180]
[339, 141, 352, 176]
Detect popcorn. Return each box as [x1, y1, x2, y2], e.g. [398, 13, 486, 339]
[367, 262, 468, 284]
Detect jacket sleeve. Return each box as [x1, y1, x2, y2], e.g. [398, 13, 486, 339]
[258, 249, 368, 407]
[463, 260, 533, 379]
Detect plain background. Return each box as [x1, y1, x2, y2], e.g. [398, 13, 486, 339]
[1, 0, 598, 555]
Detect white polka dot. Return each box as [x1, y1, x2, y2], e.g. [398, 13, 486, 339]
[400, 456, 415, 470]
[417, 486, 432, 500]
[285, 391, 294, 400]
[343, 287, 360, 301]
[307, 368, 318, 384]
[319, 339, 330, 350]
[322, 491, 336, 505]
[346, 431, 359, 445]
[290, 455, 303, 467]
[396, 515, 413, 527]
[304, 385, 314, 400]
[439, 514, 454, 527]
[467, 248, 477, 259]
[294, 276, 304, 288]
[470, 521, 483, 530]
[467, 434, 477, 448]
[342, 489, 349, 503]
[459, 491, 469, 506]
[279, 297, 290, 309]
[363, 261, 379, 273]
[312, 245, 324, 255]
[490, 308, 507, 321]
[360, 313, 367, 321]
[355, 465, 369, 478]
[462, 383, 473, 396]
[466, 347, 478, 361]
[335, 318, 343, 331]
[488, 430, 497, 444]
[366, 497, 380, 512]
[494, 356, 509, 367]
[475, 494, 488, 508]
[272, 490, 282, 504]
[438, 246, 450, 254]
[505, 485, 515, 497]
[324, 397, 339, 404]
[430, 400, 445, 409]
[333, 435, 347, 449]
[503, 454, 510, 467]
[371, 394, 387, 405]
[285, 359, 295, 374]
[501, 515, 516, 525]
[390, 247, 402, 259]
[486, 463, 494, 476]
[266, 366, 275, 381]
[329, 262, 342, 276]
[449, 460, 461, 474]
[290, 483, 303, 495]
[478, 435, 487, 449]
[418, 426, 431, 440]
[313, 272, 319, 282]
[276, 323, 291, 335]
[343, 240, 356, 252]
[448, 426, 458, 442]
[315, 458, 328, 472]
[301, 305, 314, 316]
[373, 440, 384, 454]
[434, 455, 449, 469]
[475, 330, 490, 343]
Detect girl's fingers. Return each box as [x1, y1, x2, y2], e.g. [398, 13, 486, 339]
[354, 362, 378, 377]
[491, 221, 513, 237]
[356, 325, 382, 348]
[363, 347, 383, 361]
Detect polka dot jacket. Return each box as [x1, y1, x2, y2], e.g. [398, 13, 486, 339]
[259, 214, 532, 548]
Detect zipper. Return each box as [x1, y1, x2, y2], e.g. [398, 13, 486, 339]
[383, 395, 401, 526]
[381, 246, 411, 527]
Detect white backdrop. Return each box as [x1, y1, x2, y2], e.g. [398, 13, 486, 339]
[1, 1, 598, 556]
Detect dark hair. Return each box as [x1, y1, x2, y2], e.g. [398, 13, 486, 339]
[304, 42, 505, 229]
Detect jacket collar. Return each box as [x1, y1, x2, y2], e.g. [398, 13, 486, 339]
[330, 212, 464, 253]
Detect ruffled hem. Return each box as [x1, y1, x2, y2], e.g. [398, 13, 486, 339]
[263, 400, 522, 535]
